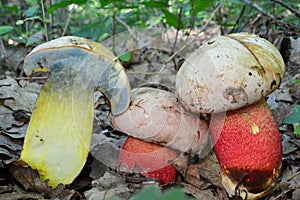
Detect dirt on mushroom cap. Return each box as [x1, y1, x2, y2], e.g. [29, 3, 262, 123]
[176, 32, 285, 114]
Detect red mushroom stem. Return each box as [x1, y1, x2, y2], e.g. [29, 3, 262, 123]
[209, 100, 282, 199]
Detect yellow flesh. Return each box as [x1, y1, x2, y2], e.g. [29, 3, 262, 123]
[20, 36, 130, 188]
[21, 75, 94, 187]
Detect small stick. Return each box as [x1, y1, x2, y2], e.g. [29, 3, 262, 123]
[271, 0, 300, 18]
[40, 0, 49, 41]
[158, 2, 224, 74]
[62, 4, 74, 36]
[14, 76, 48, 81]
[172, 7, 183, 53]
[242, 0, 276, 19]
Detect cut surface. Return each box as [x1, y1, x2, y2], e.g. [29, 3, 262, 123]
[118, 136, 179, 184]
[209, 100, 282, 198]
[20, 36, 130, 188]
[21, 73, 94, 187]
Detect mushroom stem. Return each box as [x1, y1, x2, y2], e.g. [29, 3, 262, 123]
[20, 36, 130, 188]
[209, 100, 282, 200]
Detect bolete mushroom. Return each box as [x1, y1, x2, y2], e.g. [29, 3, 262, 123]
[176, 32, 285, 114]
[175, 33, 285, 199]
[118, 136, 179, 184]
[20, 36, 130, 188]
[111, 87, 209, 153]
[111, 87, 209, 183]
[209, 99, 282, 199]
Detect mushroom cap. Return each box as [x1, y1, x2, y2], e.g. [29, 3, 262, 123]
[24, 36, 130, 115]
[209, 100, 282, 199]
[111, 87, 209, 154]
[176, 32, 285, 114]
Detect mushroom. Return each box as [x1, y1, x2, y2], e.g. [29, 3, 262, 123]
[118, 136, 179, 184]
[20, 36, 130, 188]
[111, 87, 209, 183]
[209, 99, 282, 199]
[111, 87, 209, 154]
[175, 33, 285, 199]
[176, 32, 285, 114]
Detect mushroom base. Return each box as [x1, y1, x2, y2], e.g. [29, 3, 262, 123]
[221, 167, 280, 200]
[118, 136, 179, 184]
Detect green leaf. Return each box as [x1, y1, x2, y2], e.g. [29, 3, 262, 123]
[192, 0, 213, 14]
[72, 22, 106, 39]
[48, 0, 87, 14]
[131, 186, 160, 200]
[140, 1, 169, 8]
[16, 20, 24, 25]
[26, 5, 39, 17]
[292, 79, 300, 83]
[161, 9, 184, 29]
[118, 52, 131, 62]
[0, 26, 14, 35]
[99, 0, 121, 7]
[294, 124, 300, 135]
[98, 32, 109, 42]
[284, 105, 300, 124]
[129, 185, 193, 200]
[160, 188, 187, 200]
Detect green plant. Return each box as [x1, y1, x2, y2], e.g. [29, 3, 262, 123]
[112, 185, 194, 200]
[284, 105, 300, 135]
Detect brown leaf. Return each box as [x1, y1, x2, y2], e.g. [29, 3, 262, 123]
[8, 162, 64, 198]
[186, 152, 223, 189]
[0, 185, 13, 194]
[292, 189, 300, 200]
[183, 183, 229, 200]
[171, 152, 189, 177]
[185, 164, 204, 188]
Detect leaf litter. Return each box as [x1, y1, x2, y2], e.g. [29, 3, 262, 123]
[0, 26, 300, 199]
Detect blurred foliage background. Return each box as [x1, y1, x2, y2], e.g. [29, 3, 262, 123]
[0, 0, 299, 46]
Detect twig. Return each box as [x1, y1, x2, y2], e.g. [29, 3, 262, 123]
[267, 171, 300, 199]
[62, 4, 74, 36]
[49, 0, 53, 37]
[230, 5, 246, 33]
[158, 1, 224, 74]
[189, 0, 195, 33]
[242, 0, 276, 19]
[271, 0, 300, 18]
[242, 0, 299, 31]
[0, 39, 7, 59]
[112, 3, 116, 53]
[40, 0, 49, 41]
[286, 170, 300, 182]
[172, 6, 182, 52]
[115, 16, 137, 43]
[14, 76, 48, 81]
[127, 71, 160, 75]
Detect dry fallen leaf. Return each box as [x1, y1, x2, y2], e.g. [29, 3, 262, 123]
[8, 163, 65, 198]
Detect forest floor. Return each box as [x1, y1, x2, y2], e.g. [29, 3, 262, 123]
[0, 23, 300, 200]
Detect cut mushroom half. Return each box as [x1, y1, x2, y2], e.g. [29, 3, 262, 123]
[20, 36, 130, 188]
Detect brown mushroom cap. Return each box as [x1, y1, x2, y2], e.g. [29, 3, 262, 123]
[176, 32, 285, 114]
[111, 87, 209, 154]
